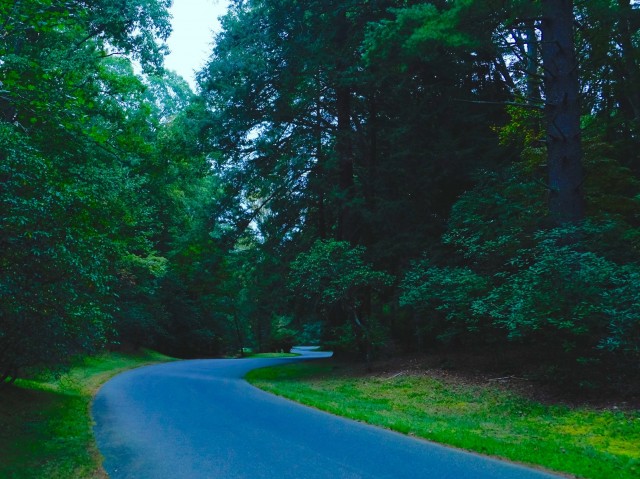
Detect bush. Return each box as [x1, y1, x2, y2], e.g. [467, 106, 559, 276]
[267, 315, 299, 352]
[400, 219, 640, 381]
[400, 261, 491, 344]
[474, 225, 640, 359]
[289, 240, 394, 359]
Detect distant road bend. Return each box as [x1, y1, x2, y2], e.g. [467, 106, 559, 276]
[93, 347, 563, 479]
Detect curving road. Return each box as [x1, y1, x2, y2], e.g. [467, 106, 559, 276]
[93, 348, 563, 479]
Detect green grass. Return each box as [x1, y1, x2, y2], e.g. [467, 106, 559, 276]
[0, 349, 174, 479]
[246, 352, 300, 358]
[246, 361, 640, 479]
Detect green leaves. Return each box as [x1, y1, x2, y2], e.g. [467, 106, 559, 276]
[365, 1, 478, 66]
[472, 225, 640, 353]
[290, 240, 394, 309]
[0, 0, 184, 377]
[401, 261, 489, 322]
[289, 240, 394, 355]
[0, 123, 118, 373]
[401, 202, 640, 372]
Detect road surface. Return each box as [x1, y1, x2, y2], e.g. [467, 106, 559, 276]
[93, 348, 563, 479]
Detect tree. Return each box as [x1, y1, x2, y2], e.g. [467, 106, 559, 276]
[0, 0, 173, 383]
[541, 0, 584, 224]
[290, 240, 393, 362]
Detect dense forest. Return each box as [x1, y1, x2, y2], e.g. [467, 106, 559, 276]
[1, 0, 639, 389]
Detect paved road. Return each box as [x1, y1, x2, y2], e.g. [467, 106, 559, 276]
[93, 348, 563, 479]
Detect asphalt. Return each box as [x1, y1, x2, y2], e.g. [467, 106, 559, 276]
[92, 347, 564, 479]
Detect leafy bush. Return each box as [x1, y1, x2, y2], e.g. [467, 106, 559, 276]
[267, 315, 299, 352]
[400, 261, 491, 343]
[0, 123, 117, 382]
[473, 225, 640, 358]
[290, 240, 394, 309]
[290, 240, 394, 359]
[401, 218, 640, 378]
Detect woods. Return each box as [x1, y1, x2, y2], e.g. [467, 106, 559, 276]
[1, 0, 639, 389]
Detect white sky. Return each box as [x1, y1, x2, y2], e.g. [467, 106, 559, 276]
[164, 0, 230, 90]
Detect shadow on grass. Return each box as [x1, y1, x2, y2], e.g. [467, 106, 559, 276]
[0, 384, 100, 479]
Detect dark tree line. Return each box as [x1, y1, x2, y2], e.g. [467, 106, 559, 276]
[2, 0, 639, 387]
[196, 0, 640, 384]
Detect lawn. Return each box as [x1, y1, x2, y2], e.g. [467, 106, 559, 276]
[246, 360, 640, 479]
[245, 352, 300, 358]
[0, 350, 174, 479]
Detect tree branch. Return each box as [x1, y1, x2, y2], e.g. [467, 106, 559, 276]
[453, 99, 543, 109]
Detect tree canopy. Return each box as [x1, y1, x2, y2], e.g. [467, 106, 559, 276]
[2, 0, 639, 388]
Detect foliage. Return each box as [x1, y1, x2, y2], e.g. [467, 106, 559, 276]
[290, 240, 394, 309]
[0, 0, 179, 379]
[267, 315, 299, 352]
[2, 0, 640, 388]
[290, 240, 394, 356]
[191, 0, 640, 381]
[403, 198, 640, 377]
[473, 224, 640, 357]
[400, 261, 491, 344]
[363, 0, 481, 66]
[0, 123, 117, 380]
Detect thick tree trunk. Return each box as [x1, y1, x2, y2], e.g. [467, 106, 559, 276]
[541, 0, 585, 224]
[617, 0, 640, 123]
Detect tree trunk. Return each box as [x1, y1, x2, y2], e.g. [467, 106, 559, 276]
[524, 20, 541, 103]
[616, 0, 640, 123]
[233, 313, 244, 357]
[335, 9, 355, 242]
[365, 95, 378, 210]
[352, 309, 372, 371]
[315, 82, 328, 240]
[541, 0, 585, 224]
[318, 190, 327, 239]
[336, 85, 354, 241]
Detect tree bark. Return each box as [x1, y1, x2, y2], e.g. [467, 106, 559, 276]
[616, 0, 640, 123]
[541, 0, 585, 224]
[335, 9, 355, 242]
[524, 20, 541, 103]
[318, 190, 327, 239]
[336, 84, 354, 241]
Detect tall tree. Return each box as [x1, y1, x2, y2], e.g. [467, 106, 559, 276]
[0, 0, 173, 383]
[541, 0, 584, 224]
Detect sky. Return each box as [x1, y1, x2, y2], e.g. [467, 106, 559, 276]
[164, 0, 230, 90]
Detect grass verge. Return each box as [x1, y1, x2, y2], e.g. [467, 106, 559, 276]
[0, 349, 174, 479]
[246, 352, 300, 358]
[246, 360, 640, 479]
